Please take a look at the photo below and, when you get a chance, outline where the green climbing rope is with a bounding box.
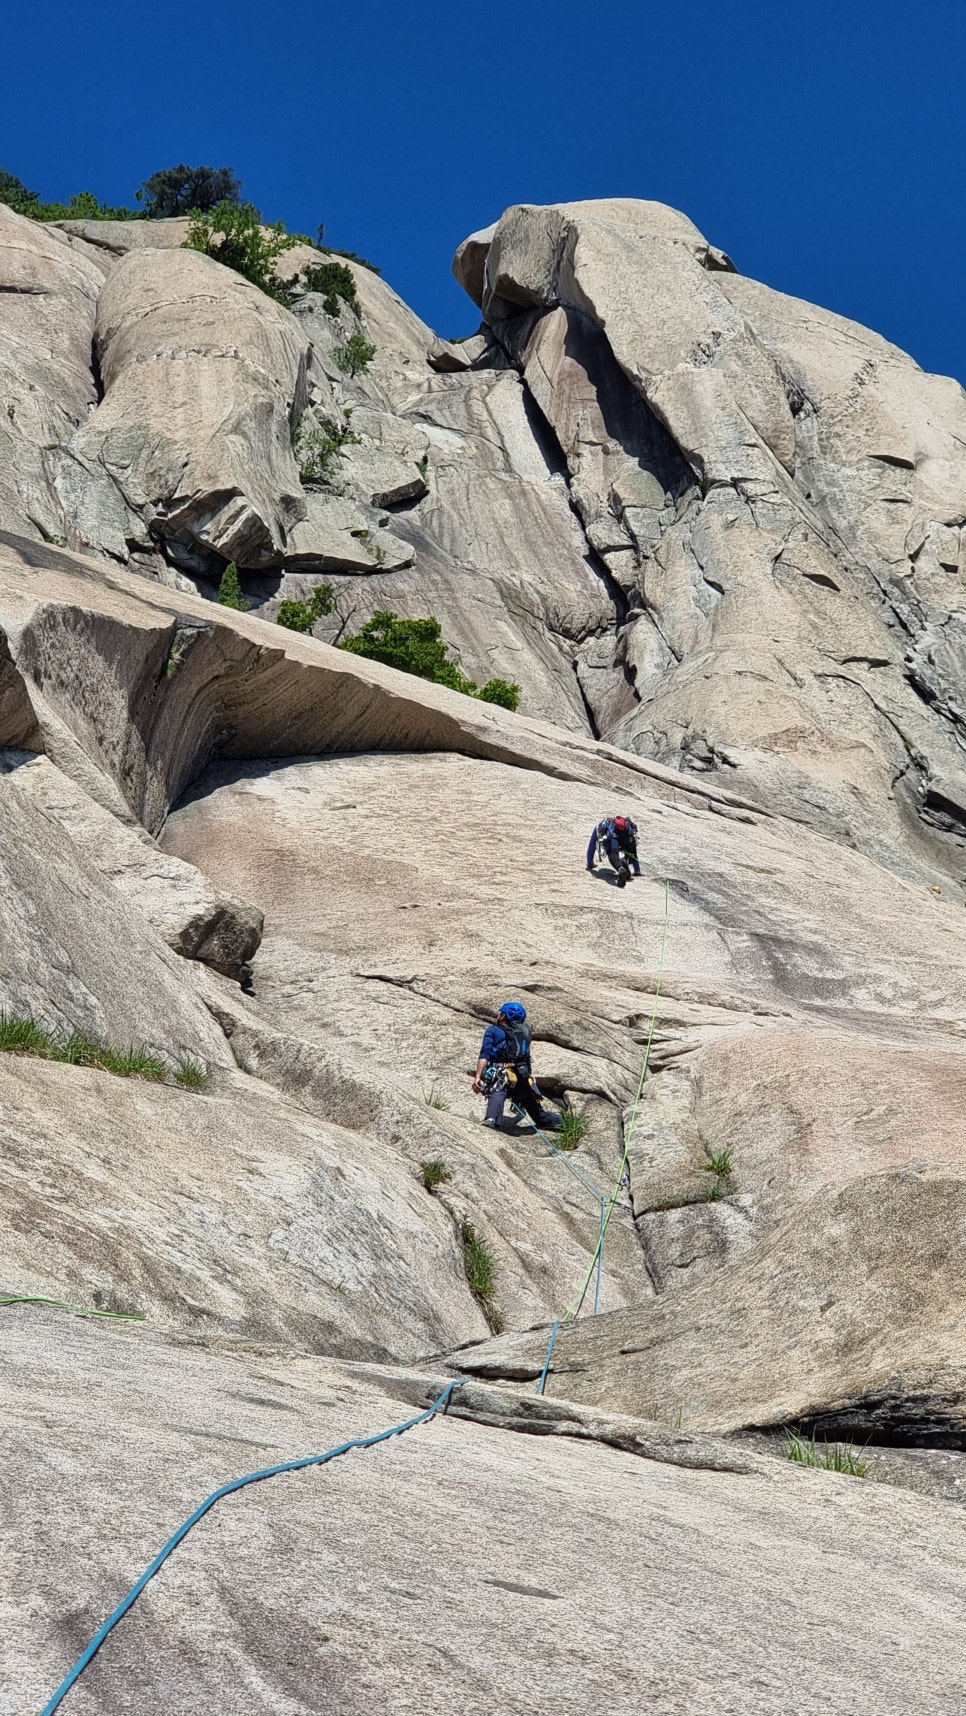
[561,876,671,1321]
[0,1295,145,1321]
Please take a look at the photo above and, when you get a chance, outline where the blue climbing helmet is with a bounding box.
[500,1001,527,1023]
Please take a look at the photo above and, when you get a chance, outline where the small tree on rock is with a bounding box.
[276,583,335,632]
[217,562,250,611]
[138,164,244,218]
[184,203,298,304]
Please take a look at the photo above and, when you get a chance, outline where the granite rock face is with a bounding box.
[463,198,966,874]
[10,1312,966,1716]
[3,199,966,1713]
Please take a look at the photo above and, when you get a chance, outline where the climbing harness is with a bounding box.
[533,878,671,1392]
[38,1378,466,1715]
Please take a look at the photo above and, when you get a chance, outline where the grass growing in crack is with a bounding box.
[785,1430,871,1478]
[172,1057,210,1091]
[557,1105,587,1151]
[699,1146,735,1201]
[419,1157,452,1192]
[460,1220,504,1333]
[424,1083,449,1110]
[0,1011,207,1090]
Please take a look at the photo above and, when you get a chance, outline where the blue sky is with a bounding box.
[4,0,965,378]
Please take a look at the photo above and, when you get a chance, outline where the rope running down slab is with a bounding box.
[38,1378,466,1716]
[535,877,671,1388]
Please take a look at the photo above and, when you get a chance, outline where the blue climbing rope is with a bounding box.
[535,1321,561,1397]
[39,1378,465,1716]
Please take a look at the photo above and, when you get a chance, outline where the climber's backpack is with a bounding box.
[499,1021,532,1074]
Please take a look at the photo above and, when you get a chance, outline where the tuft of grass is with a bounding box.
[419,1157,452,1192]
[424,1083,449,1111]
[460,1220,504,1333]
[785,1430,870,1478]
[699,1146,735,1201]
[0,1010,206,1091]
[557,1105,587,1151]
[0,1014,47,1054]
[172,1056,210,1091]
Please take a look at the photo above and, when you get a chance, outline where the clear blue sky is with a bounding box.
[4,0,965,379]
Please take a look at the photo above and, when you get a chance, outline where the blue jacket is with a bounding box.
[587,818,638,867]
[480,1023,532,1070]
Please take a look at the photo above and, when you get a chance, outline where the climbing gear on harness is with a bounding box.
[39,1379,467,1716]
[481,1063,512,1094]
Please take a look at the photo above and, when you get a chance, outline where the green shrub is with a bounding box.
[478,678,520,711]
[0,181,138,221]
[137,164,243,218]
[301,260,359,316]
[293,415,357,484]
[184,202,298,303]
[340,611,521,711]
[0,168,37,205]
[460,1220,504,1332]
[321,246,381,275]
[420,1157,452,1190]
[333,333,376,377]
[276,583,335,633]
[0,1010,206,1089]
[341,612,476,694]
[218,562,250,611]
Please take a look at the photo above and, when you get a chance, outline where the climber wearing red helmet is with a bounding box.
[586,814,641,885]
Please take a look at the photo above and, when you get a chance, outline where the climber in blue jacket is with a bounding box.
[587,814,641,880]
[473,1002,563,1132]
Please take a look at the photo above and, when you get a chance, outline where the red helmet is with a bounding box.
[614,816,628,832]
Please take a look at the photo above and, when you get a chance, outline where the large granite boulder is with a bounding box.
[51,246,311,571]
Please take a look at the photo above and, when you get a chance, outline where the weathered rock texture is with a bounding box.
[7,1311,966,1716]
[4,198,966,1713]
